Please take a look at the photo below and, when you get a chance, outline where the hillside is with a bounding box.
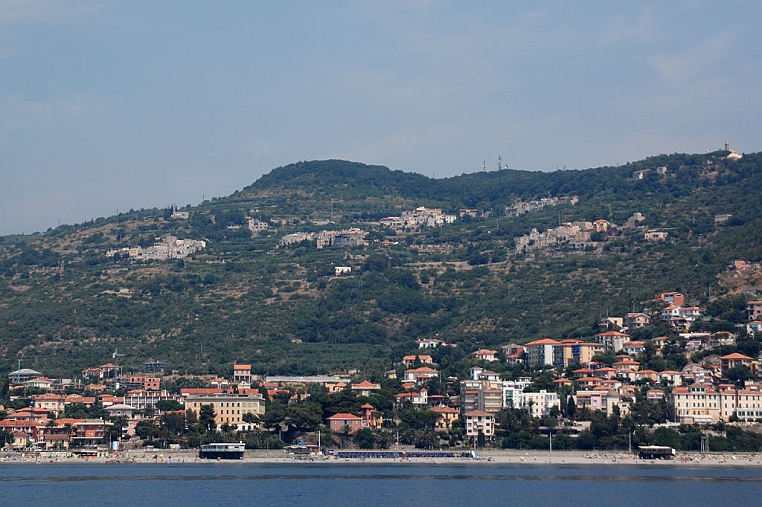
[1,151,761,378]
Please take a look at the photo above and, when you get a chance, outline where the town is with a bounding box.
[2,291,762,458]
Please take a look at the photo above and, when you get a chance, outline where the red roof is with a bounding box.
[721,353,753,360]
[526,338,560,345]
[327,413,362,420]
[464,410,493,417]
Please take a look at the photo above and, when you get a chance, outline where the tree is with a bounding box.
[109,415,129,441]
[726,365,754,386]
[161,411,186,436]
[155,400,183,412]
[199,404,217,432]
[354,428,376,449]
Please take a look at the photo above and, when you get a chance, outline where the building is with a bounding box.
[463,410,495,438]
[430,405,460,430]
[184,393,266,430]
[670,385,721,424]
[403,367,439,384]
[71,419,113,448]
[7,368,43,385]
[553,340,605,367]
[524,339,560,367]
[747,301,762,321]
[720,353,758,378]
[350,380,381,397]
[232,364,253,384]
[656,292,685,307]
[625,313,651,330]
[123,389,177,411]
[472,349,498,362]
[327,413,365,434]
[595,331,631,353]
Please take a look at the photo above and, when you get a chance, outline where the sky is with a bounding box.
[1,1,761,236]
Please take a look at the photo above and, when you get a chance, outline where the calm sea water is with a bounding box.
[1,462,760,507]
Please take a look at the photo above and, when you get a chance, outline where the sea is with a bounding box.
[0,462,760,507]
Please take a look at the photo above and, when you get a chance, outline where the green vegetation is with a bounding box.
[1,152,761,378]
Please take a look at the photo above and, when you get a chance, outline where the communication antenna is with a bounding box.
[483,160,487,172]
[498,156,504,170]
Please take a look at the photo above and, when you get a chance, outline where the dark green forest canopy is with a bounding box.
[1,151,761,378]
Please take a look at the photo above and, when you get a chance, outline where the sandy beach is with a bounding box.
[2,448,761,466]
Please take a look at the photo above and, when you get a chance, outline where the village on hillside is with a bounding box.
[3,291,762,457]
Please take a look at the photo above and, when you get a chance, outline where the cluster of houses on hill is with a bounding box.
[379,206,457,230]
[514,218,612,254]
[105,235,206,261]
[279,228,368,249]
[504,195,578,218]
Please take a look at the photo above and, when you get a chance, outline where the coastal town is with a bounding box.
[2,291,762,461]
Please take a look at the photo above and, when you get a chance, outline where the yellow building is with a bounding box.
[184,393,265,430]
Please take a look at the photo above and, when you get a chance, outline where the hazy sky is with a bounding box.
[2,1,761,236]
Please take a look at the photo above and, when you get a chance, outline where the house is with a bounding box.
[327,413,365,434]
[350,380,381,397]
[612,358,640,372]
[394,389,428,408]
[657,370,683,387]
[747,321,762,335]
[334,266,352,276]
[472,349,498,362]
[595,331,631,353]
[656,292,685,307]
[622,341,646,356]
[501,344,525,364]
[430,404,460,430]
[720,353,758,378]
[359,403,383,429]
[126,375,161,391]
[592,367,618,380]
[747,301,762,321]
[30,393,66,416]
[417,338,452,349]
[403,367,438,384]
[23,377,53,391]
[104,403,137,418]
[402,355,434,367]
[644,231,668,241]
[624,313,651,330]
[463,410,495,438]
[232,364,253,384]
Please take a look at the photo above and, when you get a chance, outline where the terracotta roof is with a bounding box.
[721,353,754,360]
[465,410,494,417]
[526,338,560,345]
[327,413,362,420]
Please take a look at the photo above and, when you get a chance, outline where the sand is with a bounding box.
[3,449,761,466]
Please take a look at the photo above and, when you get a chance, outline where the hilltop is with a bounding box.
[1,150,761,378]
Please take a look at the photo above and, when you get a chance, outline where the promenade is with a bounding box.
[2,448,761,466]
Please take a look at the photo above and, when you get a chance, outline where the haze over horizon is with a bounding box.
[2,1,761,236]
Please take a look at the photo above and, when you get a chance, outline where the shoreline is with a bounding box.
[2,449,761,467]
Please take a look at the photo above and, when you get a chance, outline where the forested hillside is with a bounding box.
[1,151,760,378]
